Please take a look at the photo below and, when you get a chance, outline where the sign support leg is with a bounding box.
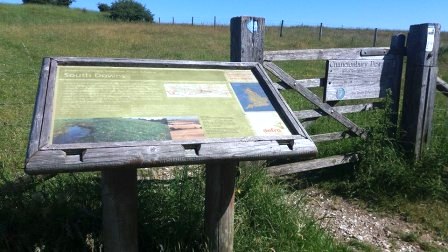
[205,162,238,252]
[102,169,138,252]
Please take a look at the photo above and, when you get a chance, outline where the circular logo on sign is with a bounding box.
[336,88,345,100]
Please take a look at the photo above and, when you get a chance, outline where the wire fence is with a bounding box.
[432,86,448,148]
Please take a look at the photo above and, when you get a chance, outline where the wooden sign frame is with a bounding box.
[25,57,317,174]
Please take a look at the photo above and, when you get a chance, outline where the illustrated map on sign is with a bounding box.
[51,67,292,144]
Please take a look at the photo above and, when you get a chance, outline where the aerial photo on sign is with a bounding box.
[51,66,292,144]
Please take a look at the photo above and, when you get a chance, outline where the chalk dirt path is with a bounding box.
[299,187,447,251]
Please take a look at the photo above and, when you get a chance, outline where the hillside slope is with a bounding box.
[0,3,108,24]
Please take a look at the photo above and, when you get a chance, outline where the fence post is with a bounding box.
[319,23,323,41]
[400,23,441,159]
[230,16,265,63]
[214,16,217,29]
[388,34,406,137]
[102,169,138,252]
[172,17,174,24]
[280,20,284,37]
[192,16,194,26]
[373,28,378,47]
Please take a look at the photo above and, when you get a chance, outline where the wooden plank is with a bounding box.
[324,59,398,101]
[253,64,312,137]
[54,57,260,70]
[436,77,448,96]
[205,162,237,252]
[296,78,325,88]
[38,59,58,149]
[26,58,51,160]
[264,47,390,61]
[102,169,138,252]
[400,23,441,159]
[276,78,324,90]
[263,61,367,138]
[267,154,359,176]
[42,135,311,150]
[26,138,318,174]
[295,103,382,120]
[230,16,265,63]
[311,131,353,143]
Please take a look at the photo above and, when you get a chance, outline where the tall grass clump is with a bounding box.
[234,163,348,251]
[332,96,448,203]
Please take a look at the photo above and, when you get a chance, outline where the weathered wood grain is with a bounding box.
[311,131,353,143]
[26,58,51,160]
[54,57,259,69]
[324,59,397,101]
[26,138,318,174]
[267,154,359,176]
[230,16,265,63]
[400,23,441,159]
[388,34,406,136]
[295,103,382,120]
[276,78,324,90]
[263,61,367,138]
[38,59,58,149]
[253,64,311,138]
[205,162,237,252]
[436,77,448,96]
[264,47,390,61]
[102,169,138,252]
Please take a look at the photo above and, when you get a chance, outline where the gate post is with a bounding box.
[203,16,266,252]
[230,16,265,63]
[400,23,441,159]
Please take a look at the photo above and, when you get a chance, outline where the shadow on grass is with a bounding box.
[0,164,350,251]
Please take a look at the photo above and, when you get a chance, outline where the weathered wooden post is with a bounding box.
[400,23,441,159]
[102,169,138,252]
[230,16,265,63]
[388,34,406,137]
[192,16,194,26]
[204,162,238,251]
[280,20,284,37]
[319,23,323,41]
[214,16,217,29]
[204,16,266,252]
[373,28,378,47]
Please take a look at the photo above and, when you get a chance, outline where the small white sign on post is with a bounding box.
[426,25,435,52]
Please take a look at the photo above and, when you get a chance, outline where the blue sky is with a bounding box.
[1,0,447,30]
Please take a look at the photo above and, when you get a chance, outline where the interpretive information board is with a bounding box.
[25,58,317,174]
[52,66,291,144]
[324,59,397,101]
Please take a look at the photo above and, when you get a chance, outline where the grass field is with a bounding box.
[0,3,447,251]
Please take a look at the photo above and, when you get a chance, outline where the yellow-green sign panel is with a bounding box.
[52,66,292,144]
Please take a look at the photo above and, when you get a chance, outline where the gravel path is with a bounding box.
[300,187,447,251]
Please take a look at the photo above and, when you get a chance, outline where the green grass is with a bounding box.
[0,3,448,250]
[0,3,109,24]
